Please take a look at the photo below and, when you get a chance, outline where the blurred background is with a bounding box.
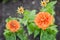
[0,0,60,40]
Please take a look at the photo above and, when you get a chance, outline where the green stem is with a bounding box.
[40,29,43,40]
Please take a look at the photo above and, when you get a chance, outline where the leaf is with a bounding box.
[17,28,28,40]
[27,23,36,35]
[34,29,39,38]
[40,7,47,12]
[24,10,30,20]
[29,10,36,22]
[22,10,30,25]
[4,30,16,40]
[46,8,55,15]
[34,25,40,38]
[40,6,55,15]
[24,10,30,16]
[30,10,37,16]
[40,1,57,15]
[46,1,57,8]
[40,30,56,40]
[40,25,58,40]
[6,17,11,23]
[24,10,36,22]
[47,25,58,35]
[6,17,17,23]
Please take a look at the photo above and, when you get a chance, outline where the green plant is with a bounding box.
[4,17,28,40]
[18,1,58,40]
[4,0,58,40]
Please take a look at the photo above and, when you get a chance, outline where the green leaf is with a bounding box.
[17,28,28,40]
[4,30,16,40]
[29,10,36,22]
[40,6,55,15]
[46,1,57,8]
[22,10,30,25]
[40,7,47,12]
[24,10,30,20]
[34,29,39,38]
[46,8,55,15]
[27,23,36,35]
[47,25,58,35]
[22,10,36,26]
[30,10,36,16]
[24,10,36,22]
[6,17,11,23]
[40,1,57,15]
[34,25,40,38]
[40,30,56,40]
[6,17,17,23]
[40,25,58,40]
[24,10,30,16]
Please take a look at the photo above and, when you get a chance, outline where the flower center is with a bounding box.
[11,23,16,27]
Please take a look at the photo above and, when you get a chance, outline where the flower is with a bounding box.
[17,6,24,14]
[40,1,47,7]
[44,0,49,3]
[34,12,54,30]
[6,20,20,32]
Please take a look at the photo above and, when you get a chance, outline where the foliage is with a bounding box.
[19,1,58,40]
[4,0,58,40]
[4,30,16,40]
[40,1,57,15]
[4,17,28,40]
[40,25,58,40]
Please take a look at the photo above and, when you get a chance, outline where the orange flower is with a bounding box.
[34,12,54,30]
[6,20,20,32]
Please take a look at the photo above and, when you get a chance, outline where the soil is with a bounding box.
[0,0,60,40]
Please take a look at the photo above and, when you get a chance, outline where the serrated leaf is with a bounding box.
[4,30,16,40]
[24,10,30,20]
[46,8,55,15]
[17,28,28,40]
[40,6,55,15]
[46,1,57,8]
[47,25,58,35]
[24,10,30,16]
[6,18,11,23]
[22,10,30,25]
[30,10,36,15]
[34,25,40,38]
[40,7,47,12]
[34,30,39,38]
[40,30,56,40]
[6,17,17,23]
[17,18,28,26]
[46,1,57,15]
[29,10,36,22]
[40,1,57,15]
[27,23,36,35]
[24,10,36,22]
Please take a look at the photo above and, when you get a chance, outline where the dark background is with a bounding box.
[0,0,60,40]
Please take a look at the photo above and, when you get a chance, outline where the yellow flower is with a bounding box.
[44,0,49,3]
[17,6,24,14]
[40,1,47,7]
